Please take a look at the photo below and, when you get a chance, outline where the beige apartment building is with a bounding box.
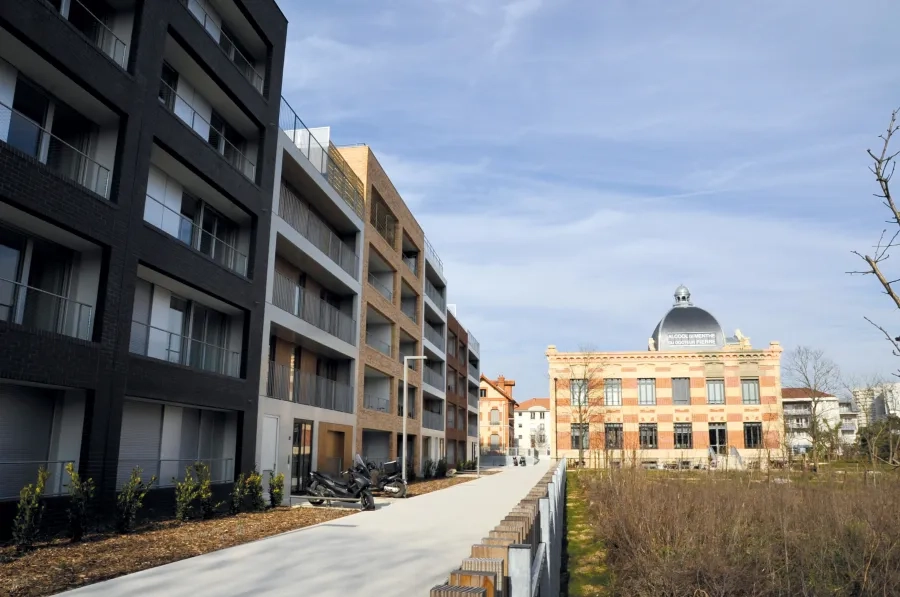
[548,285,785,469]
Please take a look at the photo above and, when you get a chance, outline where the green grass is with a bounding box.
[565,472,611,596]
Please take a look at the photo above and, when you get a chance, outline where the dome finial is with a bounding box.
[674,284,692,307]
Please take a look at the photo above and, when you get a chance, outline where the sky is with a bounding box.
[276,0,900,401]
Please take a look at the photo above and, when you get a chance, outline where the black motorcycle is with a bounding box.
[366,459,408,498]
[307,454,376,510]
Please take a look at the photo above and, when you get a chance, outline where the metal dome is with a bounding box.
[651,286,725,350]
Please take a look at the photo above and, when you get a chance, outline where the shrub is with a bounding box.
[245,469,265,512]
[194,463,221,519]
[230,473,247,515]
[13,467,49,552]
[116,467,156,533]
[65,463,95,542]
[173,467,200,522]
[435,458,448,478]
[268,471,285,508]
[423,459,435,479]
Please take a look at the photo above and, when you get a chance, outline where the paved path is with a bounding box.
[61,461,552,597]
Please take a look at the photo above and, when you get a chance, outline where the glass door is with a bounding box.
[709,423,727,455]
[291,419,314,494]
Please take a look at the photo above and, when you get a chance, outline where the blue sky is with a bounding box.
[277,0,900,401]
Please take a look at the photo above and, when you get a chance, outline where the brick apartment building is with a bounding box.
[548,286,785,468]
[0,0,286,530]
[445,310,468,465]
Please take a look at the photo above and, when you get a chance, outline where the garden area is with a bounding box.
[565,468,900,597]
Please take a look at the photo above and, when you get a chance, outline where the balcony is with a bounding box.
[365,331,392,356]
[0,460,75,500]
[367,272,393,302]
[402,254,418,276]
[469,332,480,356]
[364,393,390,413]
[841,424,857,432]
[0,277,93,340]
[424,322,444,349]
[178,0,264,93]
[159,81,256,181]
[279,184,359,280]
[370,199,396,247]
[424,366,444,389]
[398,396,415,419]
[144,194,248,276]
[784,407,811,416]
[0,100,111,198]
[468,423,478,438]
[400,297,417,323]
[48,0,128,68]
[425,237,443,276]
[468,391,478,409]
[279,98,364,218]
[266,362,354,414]
[129,320,240,377]
[423,409,444,431]
[424,277,446,312]
[272,272,356,345]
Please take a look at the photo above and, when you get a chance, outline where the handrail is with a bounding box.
[424,277,446,311]
[0,460,75,499]
[144,194,248,276]
[468,332,480,355]
[0,99,111,198]
[50,0,128,68]
[367,272,393,302]
[278,97,364,218]
[424,321,444,349]
[266,362,354,413]
[402,254,418,275]
[423,409,444,431]
[177,0,264,92]
[424,237,444,275]
[128,319,241,377]
[424,365,444,389]
[364,393,390,413]
[400,298,417,322]
[365,331,392,356]
[158,80,256,181]
[0,276,93,340]
[272,271,357,345]
[115,458,234,488]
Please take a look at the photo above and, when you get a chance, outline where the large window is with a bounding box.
[604,378,622,406]
[672,378,691,405]
[638,378,656,405]
[489,408,500,424]
[706,379,725,405]
[744,423,763,449]
[605,423,623,449]
[570,378,587,406]
[639,423,658,449]
[709,423,727,454]
[741,379,761,405]
[674,423,693,449]
[571,423,589,449]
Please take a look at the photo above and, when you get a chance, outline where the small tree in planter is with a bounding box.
[230,472,248,515]
[246,469,266,512]
[173,467,200,522]
[268,471,285,508]
[195,463,222,519]
[65,463,95,542]
[13,467,49,552]
[116,467,156,533]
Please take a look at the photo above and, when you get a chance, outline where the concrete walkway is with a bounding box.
[61,461,552,596]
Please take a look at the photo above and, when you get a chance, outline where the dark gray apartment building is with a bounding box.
[0,0,286,531]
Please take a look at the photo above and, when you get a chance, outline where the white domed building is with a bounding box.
[546,286,785,469]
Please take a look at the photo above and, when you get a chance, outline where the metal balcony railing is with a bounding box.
[363,393,390,413]
[278,184,359,279]
[423,410,444,431]
[468,391,478,409]
[0,460,75,499]
[369,200,396,246]
[129,320,241,377]
[159,81,256,181]
[469,332,480,355]
[424,277,446,311]
[365,331,392,356]
[0,276,93,340]
[784,408,812,416]
[266,362,354,414]
[398,398,415,419]
[272,272,357,345]
[178,0,264,93]
[367,272,393,302]
[841,424,857,432]
[278,98,364,218]
[424,366,444,389]
[402,254,418,275]
[400,299,417,323]
[144,194,248,276]
[424,322,444,349]
[425,237,443,276]
[0,100,111,198]
[115,458,234,489]
[49,0,128,68]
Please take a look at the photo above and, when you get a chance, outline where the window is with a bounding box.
[604,378,622,406]
[709,423,727,454]
[490,408,499,424]
[570,379,587,406]
[741,379,760,405]
[638,378,656,405]
[605,423,623,449]
[540,412,545,419]
[518,423,522,428]
[706,379,725,404]
[490,434,500,449]
[159,62,178,109]
[674,423,693,449]
[744,423,763,449]
[530,412,536,419]
[479,388,487,398]
[639,424,658,449]
[672,378,691,405]
[571,423,589,449]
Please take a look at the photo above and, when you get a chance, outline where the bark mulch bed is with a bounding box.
[0,507,352,597]
[406,469,502,497]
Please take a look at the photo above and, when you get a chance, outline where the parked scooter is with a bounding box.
[307,454,376,510]
[366,459,408,498]
[519,456,526,466]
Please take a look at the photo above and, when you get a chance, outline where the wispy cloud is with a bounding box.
[492,0,544,54]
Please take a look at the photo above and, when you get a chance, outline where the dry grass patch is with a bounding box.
[0,507,351,597]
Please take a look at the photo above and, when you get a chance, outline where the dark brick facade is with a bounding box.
[0,0,286,535]
[445,311,469,447]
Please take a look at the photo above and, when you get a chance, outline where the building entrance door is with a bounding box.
[291,419,314,494]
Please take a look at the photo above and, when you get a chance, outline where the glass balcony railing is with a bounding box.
[278,98,364,218]
[424,366,444,389]
[367,272,393,302]
[424,277,446,312]
[398,398,415,419]
[144,194,248,276]
[363,393,390,413]
[0,460,75,500]
[159,81,256,181]
[272,272,356,345]
[402,254,418,276]
[129,320,241,377]
[0,276,93,340]
[424,322,444,349]
[177,0,264,93]
[469,333,480,355]
[365,331,392,356]
[50,0,128,68]
[0,100,111,198]
[425,237,443,276]
[423,410,444,431]
[115,458,234,489]
[266,362,354,414]
[401,299,417,323]
[278,184,359,279]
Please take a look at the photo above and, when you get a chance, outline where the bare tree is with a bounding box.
[563,346,607,467]
[849,108,900,372]
[783,346,841,470]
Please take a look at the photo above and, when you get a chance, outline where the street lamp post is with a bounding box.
[402,355,428,483]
